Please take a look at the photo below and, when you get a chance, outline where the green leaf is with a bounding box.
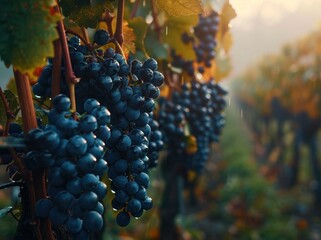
[145,30,168,60]
[0,0,59,72]
[0,206,13,218]
[163,16,198,60]
[128,17,149,57]
[60,0,115,28]
[156,0,203,16]
[4,90,20,116]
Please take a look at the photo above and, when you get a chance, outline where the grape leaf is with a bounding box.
[122,21,136,56]
[156,0,203,16]
[0,206,12,218]
[145,30,168,60]
[221,31,233,54]
[0,88,20,126]
[0,0,59,73]
[4,90,20,116]
[214,52,231,82]
[128,17,149,57]
[219,0,237,39]
[60,0,115,28]
[163,16,198,60]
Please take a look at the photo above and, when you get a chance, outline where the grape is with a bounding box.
[127,198,142,214]
[93,181,108,200]
[65,216,83,234]
[66,135,88,156]
[35,198,53,218]
[66,178,82,196]
[54,191,75,211]
[53,94,71,112]
[77,153,96,173]
[116,211,131,227]
[141,197,153,210]
[83,211,103,232]
[94,29,110,45]
[81,173,99,191]
[49,207,68,226]
[79,192,99,211]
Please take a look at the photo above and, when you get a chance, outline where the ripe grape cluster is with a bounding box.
[32,65,69,98]
[24,95,109,239]
[31,29,164,227]
[157,81,227,173]
[193,11,219,67]
[0,122,23,166]
[70,40,164,225]
[171,11,219,76]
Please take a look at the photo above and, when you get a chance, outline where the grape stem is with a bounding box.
[114,0,125,48]
[101,10,114,38]
[110,38,126,59]
[81,27,90,44]
[51,39,62,101]
[65,28,91,48]
[130,0,140,18]
[13,70,55,240]
[55,4,79,116]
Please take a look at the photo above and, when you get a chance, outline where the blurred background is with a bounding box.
[1,0,321,239]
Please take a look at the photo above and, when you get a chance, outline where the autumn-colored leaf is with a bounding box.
[221,30,233,54]
[215,53,231,82]
[97,19,137,57]
[156,0,203,16]
[164,16,198,60]
[219,0,236,37]
[128,17,149,57]
[123,22,136,56]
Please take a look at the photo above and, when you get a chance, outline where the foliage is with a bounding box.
[0,0,59,72]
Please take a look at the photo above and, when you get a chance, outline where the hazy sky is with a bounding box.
[229,0,321,78]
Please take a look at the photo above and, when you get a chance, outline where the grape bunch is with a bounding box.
[193,11,219,67]
[72,51,164,226]
[31,28,164,227]
[24,95,109,239]
[156,81,227,173]
[171,11,220,76]
[32,65,69,99]
[157,98,187,160]
[31,29,111,99]
[0,122,23,166]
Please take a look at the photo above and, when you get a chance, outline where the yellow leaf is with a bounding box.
[98,19,137,57]
[221,30,233,54]
[218,0,236,39]
[164,16,198,60]
[128,17,149,56]
[123,23,136,56]
[214,53,231,82]
[156,0,204,16]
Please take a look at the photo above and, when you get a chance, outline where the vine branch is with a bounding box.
[114,0,125,49]
[130,0,141,18]
[65,28,90,47]
[51,39,62,101]
[13,70,44,240]
[55,4,79,115]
